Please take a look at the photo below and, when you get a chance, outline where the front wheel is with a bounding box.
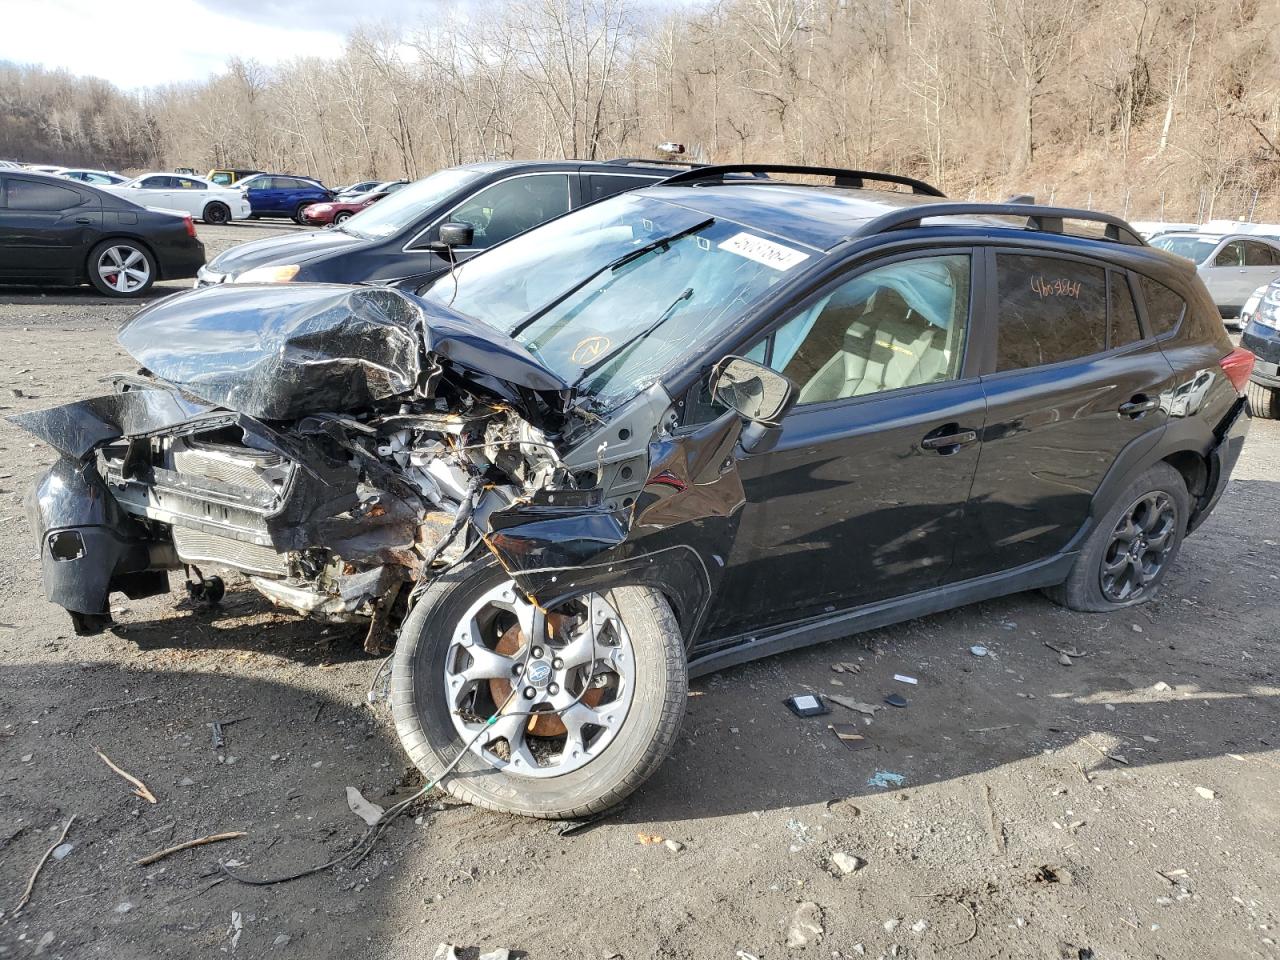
[391,559,687,819]
[1247,380,1279,420]
[292,203,312,225]
[1045,462,1189,612]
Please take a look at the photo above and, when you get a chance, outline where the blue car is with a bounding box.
[237,174,332,224]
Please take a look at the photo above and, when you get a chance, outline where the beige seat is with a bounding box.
[796,289,948,403]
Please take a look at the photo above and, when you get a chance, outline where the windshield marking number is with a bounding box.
[718,232,809,271]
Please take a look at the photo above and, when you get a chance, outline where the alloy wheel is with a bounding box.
[1099,491,1178,602]
[442,581,636,779]
[97,245,150,294]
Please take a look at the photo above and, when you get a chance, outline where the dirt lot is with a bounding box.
[1,222,1277,960]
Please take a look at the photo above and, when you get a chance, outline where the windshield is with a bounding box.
[1151,235,1218,264]
[341,168,483,240]
[421,193,809,410]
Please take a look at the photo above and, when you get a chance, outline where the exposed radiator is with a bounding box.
[172,442,284,496]
[172,526,287,576]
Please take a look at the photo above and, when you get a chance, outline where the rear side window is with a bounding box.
[1137,276,1186,336]
[584,174,658,203]
[995,254,1107,371]
[5,179,84,211]
[1244,241,1277,266]
[1108,272,1142,348]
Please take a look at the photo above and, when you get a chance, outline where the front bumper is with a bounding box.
[195,265,227,287]
[1242,322,1280,387]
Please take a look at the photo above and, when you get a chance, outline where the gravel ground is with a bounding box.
[0,223,1277,960]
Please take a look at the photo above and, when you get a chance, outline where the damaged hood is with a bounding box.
[117,284,569,422]
[206,227,364,278]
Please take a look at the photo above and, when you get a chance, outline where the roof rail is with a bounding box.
[659,163,945,197]
[604,158,702,168]
[856,202,1146,246]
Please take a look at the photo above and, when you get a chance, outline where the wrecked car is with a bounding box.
[14,164,1253,818]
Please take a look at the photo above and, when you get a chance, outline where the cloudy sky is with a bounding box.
[0,0,416,89]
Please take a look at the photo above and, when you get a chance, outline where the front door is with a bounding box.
[955,250,1176,579]
[701,251,986,638]
[0,177,97,280]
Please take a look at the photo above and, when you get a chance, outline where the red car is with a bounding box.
[301,180,407,226]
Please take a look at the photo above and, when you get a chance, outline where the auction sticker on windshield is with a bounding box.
[718,232,810,271]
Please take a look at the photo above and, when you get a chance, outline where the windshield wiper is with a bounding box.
[570,287,694,394]
[509,218,713,340]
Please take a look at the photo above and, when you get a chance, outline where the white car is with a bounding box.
[58,168,128,186]
[107,172,252,224]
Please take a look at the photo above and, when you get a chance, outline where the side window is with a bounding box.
[5,179,84,211]
[1137,275,1186,336]
[1214,241,1245,267]
[1244,241,1275,266]
[1108,271,1143,348]
[995,254,1107,371]
[175,178,205,190]
[754,254,971,405]
[584,174,656,203]
[140,176,171,188]
[447,174,571,249]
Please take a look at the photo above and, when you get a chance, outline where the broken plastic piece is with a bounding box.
[884,693,908,708]
[784,694,829,717]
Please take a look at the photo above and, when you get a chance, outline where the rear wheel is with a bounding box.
[87,240,155,297]
[1246,380,1280,420]
[391,559,687,819]
[1046,462,1189,612]
[202,201,230,225]
[333,211,352,225]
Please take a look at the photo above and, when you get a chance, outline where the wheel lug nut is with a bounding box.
[523,687,536,699]
[513,663,523,675]
[532,646,544,658]
[548,683,559,695]
[552,658,564,669]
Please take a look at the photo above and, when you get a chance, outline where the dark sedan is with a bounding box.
[0,171,205,297]
[195,159,687,287]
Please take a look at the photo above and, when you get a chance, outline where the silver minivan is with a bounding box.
[1151,232,1280,319]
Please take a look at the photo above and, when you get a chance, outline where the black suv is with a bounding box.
[195,158,691,287]
[15,165,1252,819]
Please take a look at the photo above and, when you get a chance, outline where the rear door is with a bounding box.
[955,249,1175,578]
[701,250,986,637]
[0,176,98,279]
[246,177,283,214]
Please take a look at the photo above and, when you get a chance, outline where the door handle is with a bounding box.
[920,428,978,452]
[75,217,92,224]
[1118,396,1158,417]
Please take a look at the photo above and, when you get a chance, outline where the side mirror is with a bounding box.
[433,222,474,251]
[711,356,796,454]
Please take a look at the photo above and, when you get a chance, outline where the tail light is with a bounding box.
[183,215,197,238]
[1219,347,1255,394]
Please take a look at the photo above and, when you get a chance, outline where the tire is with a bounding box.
[391,558,687,819]
[1045,462,1189,612]
[333,211,352,225]
[1247,380,1280,420]
[292,203,311,225]
[87,239,156,298]
[202,201,230,225]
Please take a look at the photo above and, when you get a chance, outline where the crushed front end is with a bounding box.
[12,284,577,641]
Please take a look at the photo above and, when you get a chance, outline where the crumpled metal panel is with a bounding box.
[115,283,569,422]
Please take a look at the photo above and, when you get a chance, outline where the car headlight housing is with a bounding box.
[312,204,331,212]
[233,264,300,284]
